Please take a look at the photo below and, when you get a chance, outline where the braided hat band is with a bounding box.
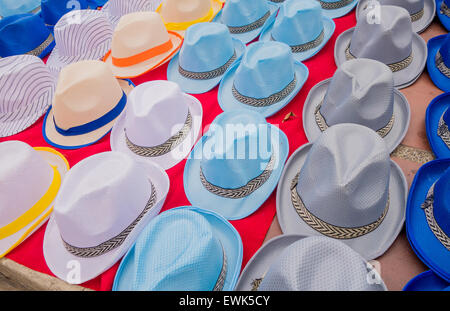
[62,182,157,258]
[227,11,270,34]
[271,30,325,54]
[441,1,450,17]
[318,0,354,10]
[213,245,228,291]
[178,51,237,80]
[436,51,450,78]
[438,112,450,149]
[0,33,55,59]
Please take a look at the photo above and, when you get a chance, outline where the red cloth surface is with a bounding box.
[0,13,356,291]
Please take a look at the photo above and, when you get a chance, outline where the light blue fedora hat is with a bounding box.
[427,34,450,93]
[317,0,358,19]
[213,0,279,44]
[184,110,289,220]
[0,0,41,18]
[426,92,450,159]
[167,22,245,94]
[218,41,309,117]
[437,0,450,31]
[260,0,335,62]
[404,270,450,291]
[406,159,450,283]
[113,206,243,291]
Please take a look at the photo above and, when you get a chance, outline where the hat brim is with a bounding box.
[213,3,279,44]
[427,35,450,93]
[166,38,245,94]
[104,32,183,79]
[356,0,436,34]
[276,142,407,260]
[184,111,290,220]
[218,61,309,117]
[113,206,243,291]
[302,78,411,153]
[437,0,450,31]
[320,0,358,19]
[406,158,450,283]
[404,270,450,291]
[426,92,450,159]
[334,28,427,89]
[43,160,169,284]
[259,16,336,62]
[235,234,305,291]
[0,147,69,258]
[110,92,203,170]
[43,79,134,150]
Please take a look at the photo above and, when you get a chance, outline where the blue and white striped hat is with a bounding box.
[101,0,161,28]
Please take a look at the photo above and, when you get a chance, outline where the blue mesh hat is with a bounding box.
[437,0,450,31]
[427,34,450,93]
[113,206,243,291]
[0,0,41,18]
[404,270,450,291]
[40,0,89,30]
[0,13,55,58]
[426,92,450,159]
[406,159,450,283]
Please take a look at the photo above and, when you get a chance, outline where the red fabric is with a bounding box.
[0,13,356,291]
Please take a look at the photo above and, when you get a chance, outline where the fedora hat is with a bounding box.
[303,58,410,153]
[43,151,169,284]
[356,0,435,34]
[43,60,134,150]
[0,141,69,258]
[427,34,450,93]
[259,0,336,62]
[167,22,245,94]
[277,123,407,260]
[437,0,450,31]
[218,41,309,117]
[113,206,243,291]
[101,0,159,28]
[184,110,289,220]
[335,5,427,89]
[104,11,182,79]
[214,0,278,44]
[156,0,222,36]
[40,0,89,30]
[110,80,203,170]
[0,13,55,58]
[235,235,387,291]
[46,10,113,79]
[406,159,450,283]
[0,55,55,137]
[404,270,450,291]
[426,92,450,159]
[316,0,358,19]
[0,0,41,18]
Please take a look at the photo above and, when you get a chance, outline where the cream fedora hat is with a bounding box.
[0,140,69,258]
[43,151,169,284]
[104,11,183,79]
[111,80,203,170]
[43,60,134,150]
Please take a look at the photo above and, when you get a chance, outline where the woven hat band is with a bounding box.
[441,1,450,17]
[272,30,325,53]
[178,51,236,80]
[228,11,270,34]
[318,0,354,10]
[436,51,450,78]
[0,33,55,59]
[438,112,450,149]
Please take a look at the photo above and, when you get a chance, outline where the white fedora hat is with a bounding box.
[110,80,203,170]
[43,151,169,284]
[0,140,69,258]
[235,235,387,291]
[277,123,407,260]
[102,0,160,28]
[303,58,410,153]
[0,55,55,138]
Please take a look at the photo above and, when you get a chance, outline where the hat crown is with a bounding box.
[41,0,89,26]
[54,152,152,248]
[433,168,450,237]
[53,60,123,130]
[369,0,424,15]
[259,236,385,290]
[200,110,273,189]
[179,22,235,73]
[128,209,224,290]
[124,81,190,147]
[440,34,450,68]
[0,141,53,227]
[160,0,211,23]
[234,41,295,99]
[320,59,394,131]
[297,124,390,227]
[351,5,412,65]
[54,10,113,58]
[222,0,270,27]
[272,0,324,46]
[112,11,169,59]
[0,0,40,17]
[108,0,155,16]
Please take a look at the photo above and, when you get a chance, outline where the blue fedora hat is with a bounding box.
[406,158,450,283]
[404,270,450,291]
[113,206,243,291]
[218,41,309,117]
[167,22,245,94]
[426,92,450,158]
[213,0,279,44]
[40,0,89,30]
[427,34,450,93]
[437,0,450,31]
[259,0,335,62]
[184,110,289,220]
[0,0,41,18]
[317,0,358,19]
[0,13,55,58]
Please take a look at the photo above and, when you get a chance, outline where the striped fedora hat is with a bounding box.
[0,55,55,137]
[102,0,161,28]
